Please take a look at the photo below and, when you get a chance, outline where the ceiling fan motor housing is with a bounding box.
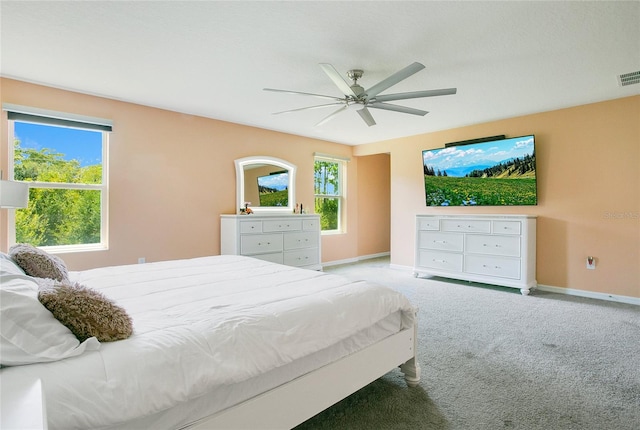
[347,69,365,97]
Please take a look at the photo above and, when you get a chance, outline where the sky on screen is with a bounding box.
[423,136,534,175]
[258,172,288,190]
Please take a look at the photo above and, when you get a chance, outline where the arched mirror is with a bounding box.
[235,156,296,214]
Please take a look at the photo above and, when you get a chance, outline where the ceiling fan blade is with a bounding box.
[273,102,344,115]
[364,62,425,99]
[368,102,429,116]
[264,88,344,101]
[373,88,457,102]
[357,107,376,127]
[315,104,349,127]
[319,63,357,97]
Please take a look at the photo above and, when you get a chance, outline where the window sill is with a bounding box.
[321,230,345,236]
[39,244,108,254]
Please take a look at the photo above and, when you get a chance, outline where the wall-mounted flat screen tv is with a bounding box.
[257,171,289,207]
[422,135,537,206]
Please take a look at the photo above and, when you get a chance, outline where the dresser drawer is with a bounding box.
[417,250,463,272]
[419,231,463,252]
[417,217,440,231]
[284,248,320,267]
[284,231,319,250]
[303,219,320,231]
[241,234,283,254]
[441,219,491,233]
[493,221,521,235]
[466,235,521,257]
[239,221,263,234]
[263,219,303,232]
[222,214,322,271]
[465,255,521,280]
[251,252,284,265]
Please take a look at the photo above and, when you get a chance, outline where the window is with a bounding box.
[7,107,111,251]
[314,156,346,233]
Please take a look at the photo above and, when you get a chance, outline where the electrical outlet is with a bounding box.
[138,257,146,264]
[586,256,596,270]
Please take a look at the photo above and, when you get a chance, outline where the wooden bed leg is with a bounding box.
[400,357,421,387]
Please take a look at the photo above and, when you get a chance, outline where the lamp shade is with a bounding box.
[0,180,29,208]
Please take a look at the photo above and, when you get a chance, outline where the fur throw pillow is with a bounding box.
[9,243,68,281]
[37,279,133,342]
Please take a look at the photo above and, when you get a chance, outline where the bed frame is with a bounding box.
[186,316,420,429]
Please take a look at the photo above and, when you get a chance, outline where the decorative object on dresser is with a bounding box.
[221,214,322,270]
[414,214,536,295]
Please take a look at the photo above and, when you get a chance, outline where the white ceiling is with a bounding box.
[1,1,638,145]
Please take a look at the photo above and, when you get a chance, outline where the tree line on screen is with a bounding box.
[258,187,288,206]
[424,152,536,178]
[13,140,101,246]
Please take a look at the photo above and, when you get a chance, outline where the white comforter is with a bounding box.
[2,255,415,429]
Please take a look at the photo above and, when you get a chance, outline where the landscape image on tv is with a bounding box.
[423,135,537,206]
[257,171,289,206]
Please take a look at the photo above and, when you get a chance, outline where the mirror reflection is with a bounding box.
[244,165,289,207]
[235,156,296,213]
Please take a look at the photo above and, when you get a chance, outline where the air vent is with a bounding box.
[617,71,640,86]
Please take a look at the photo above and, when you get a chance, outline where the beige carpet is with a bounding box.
[294,257,640,430]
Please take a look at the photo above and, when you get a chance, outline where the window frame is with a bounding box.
[6,106,111,253]
[314,155,347,235]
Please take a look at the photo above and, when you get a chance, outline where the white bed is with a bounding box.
[1,254,420,430]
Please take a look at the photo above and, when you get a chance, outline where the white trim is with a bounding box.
[536,284,639,306]
[234,156,296,215]
[329,260,639,305]
[41,243,108,254]
[313,152,351,162]
[322,252,390,268]
[389,263,413,272]
[8,118,109,251]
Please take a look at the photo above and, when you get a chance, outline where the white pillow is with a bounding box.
[0,252,24,275]
[1,259,100,366]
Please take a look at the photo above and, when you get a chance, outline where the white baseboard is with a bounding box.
[536,284,639,306]
[389,263,413,272]
[326,259,639,306]
[322,252,390,268]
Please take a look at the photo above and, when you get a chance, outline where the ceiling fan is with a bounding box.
[264,62,457,127]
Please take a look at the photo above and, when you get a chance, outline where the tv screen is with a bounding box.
[257,171,289,206]
[422,135,537,206]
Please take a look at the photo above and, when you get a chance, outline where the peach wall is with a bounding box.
[0,78,356,269]
[355,96,640,298]
[2,78,637,299]
[356,153,390,256]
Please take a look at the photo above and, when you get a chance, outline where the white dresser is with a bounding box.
[414,214,536,295]
[221,214,322,270]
